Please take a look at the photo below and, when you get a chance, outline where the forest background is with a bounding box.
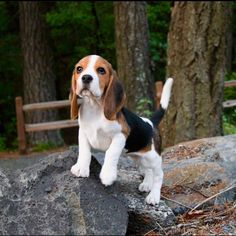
[0,1,235,151]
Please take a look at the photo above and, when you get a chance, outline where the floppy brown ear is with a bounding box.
[70,71,79,119]
[103,70,126,120]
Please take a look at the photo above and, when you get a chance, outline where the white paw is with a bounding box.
[139,182,152,192]
[145,191,160,205]
[100,167,117,186]
[70,163,90,178]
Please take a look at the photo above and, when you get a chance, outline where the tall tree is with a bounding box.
[162,2,232,147]
[114,1,155,115]
[19,1,64,146]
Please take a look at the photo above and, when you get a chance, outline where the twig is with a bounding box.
[155,221,167,236]
[144,227,158,236]
[182,228,196,236]
[189,184,236,213]
[164,216,220,232]
[161,195,193,210]
[164,221,199,230]
[144,221,167,236]
[214,202,236,217]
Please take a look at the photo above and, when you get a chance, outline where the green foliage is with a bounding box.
[32,142,59,152]
[223,72,236,134]
[0,136,6,151]
[136,98,153,118]
[224,72,236,100]
[147,2,171,82]
[45,1,115,98]
[223,113,236,135]
[0,2,22,150]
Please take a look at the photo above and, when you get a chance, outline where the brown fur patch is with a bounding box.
[73,56,90,94]
[70,56,90,119]
[117,112,130,138]
[138,143,152,153]
[103,70,125,121]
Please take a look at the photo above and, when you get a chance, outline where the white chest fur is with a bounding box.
[78,97,122,151]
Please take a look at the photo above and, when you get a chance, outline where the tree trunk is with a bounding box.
[19,1,64,146]
[114,1,155,115]
[162,2,232,147]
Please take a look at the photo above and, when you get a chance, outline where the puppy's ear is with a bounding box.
[103,70,126,120]
[70,70,79,119]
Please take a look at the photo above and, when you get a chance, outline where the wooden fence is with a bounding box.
[15,97,78,154]
[15,80,236,154]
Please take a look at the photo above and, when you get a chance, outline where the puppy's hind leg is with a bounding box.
[138,167,153,192]
[140,148,163,205]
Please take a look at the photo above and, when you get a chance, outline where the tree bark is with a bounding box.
[19,1,64,146]
[162,2,232,147]
[114,1,155,115]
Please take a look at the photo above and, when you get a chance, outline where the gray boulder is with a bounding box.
[0,147,175,235]
[0,149,128,235]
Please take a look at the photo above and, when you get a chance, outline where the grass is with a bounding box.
[223,121,236,135]
[31,142,59,152]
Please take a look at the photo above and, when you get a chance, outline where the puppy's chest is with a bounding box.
[79,107,121,151]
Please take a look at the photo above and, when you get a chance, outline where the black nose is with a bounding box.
[82,74,93,84]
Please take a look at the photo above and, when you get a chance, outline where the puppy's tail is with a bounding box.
[150,78,173,127]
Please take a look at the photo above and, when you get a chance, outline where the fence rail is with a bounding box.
[15,97,78,154]
[23,100,71,111]
[224,80,236,87]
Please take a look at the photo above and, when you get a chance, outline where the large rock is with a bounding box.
[162,134,236,212]
[0,149,128,235]
[1,135,235,234]
[0,147,175,235]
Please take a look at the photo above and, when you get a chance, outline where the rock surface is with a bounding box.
[0,147,174,235]
[0,148,128,235]
[162,134,236,211]
[1,134,235,235]
[96,135,236,216]
[94,152,176,234]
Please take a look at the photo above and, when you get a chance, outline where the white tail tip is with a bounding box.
[160,78,173,109]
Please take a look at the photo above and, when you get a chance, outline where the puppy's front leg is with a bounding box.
[100,133,126,186]
[71,129,91,178]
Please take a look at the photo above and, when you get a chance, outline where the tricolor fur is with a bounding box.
[70,55,173,205]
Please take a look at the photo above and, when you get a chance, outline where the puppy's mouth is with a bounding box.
[78,87,101,99]
[78,88,95,98]
[81,88,91,96]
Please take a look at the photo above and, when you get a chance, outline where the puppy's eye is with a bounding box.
[76,66,83,74]
[97,67,106,75]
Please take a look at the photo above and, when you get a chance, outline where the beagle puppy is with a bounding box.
[70,55,173,205]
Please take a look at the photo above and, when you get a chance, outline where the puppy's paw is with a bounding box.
[71,163,90,178]
[139,182,152,192]
[145,191,160,205]
[100,167,117,186]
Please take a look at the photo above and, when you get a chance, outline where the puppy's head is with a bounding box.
[70,55,125,120]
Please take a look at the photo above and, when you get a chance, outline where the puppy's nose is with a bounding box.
[82,74,93,84]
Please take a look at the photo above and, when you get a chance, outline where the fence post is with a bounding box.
[155,81,163,109]
[15,96,27,154]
